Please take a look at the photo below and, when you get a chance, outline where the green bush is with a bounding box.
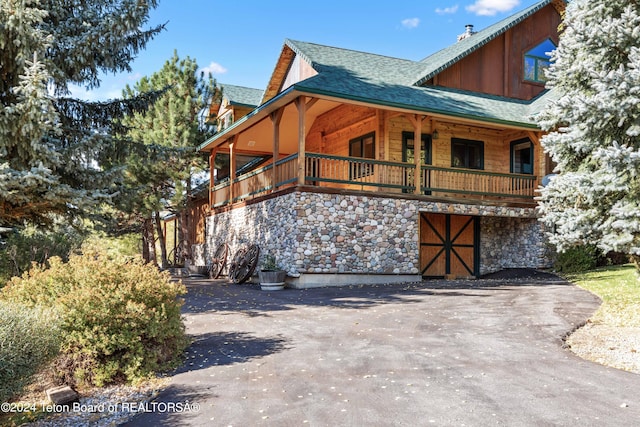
[0,224,85,286]
[554,244,600,273]
[80,233,141,262]
[0,302,62,402]
[1,251,187,387]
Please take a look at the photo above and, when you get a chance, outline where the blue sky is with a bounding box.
[72,0,542,101]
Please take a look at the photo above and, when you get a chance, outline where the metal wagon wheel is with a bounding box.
[209,242,229,279]
[228,244,260,284]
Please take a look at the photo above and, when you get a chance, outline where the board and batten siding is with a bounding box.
[426,4,561,101]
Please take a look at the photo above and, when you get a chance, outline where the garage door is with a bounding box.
[420,213,479,278]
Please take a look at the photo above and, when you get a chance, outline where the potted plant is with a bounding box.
[258,254,287,291]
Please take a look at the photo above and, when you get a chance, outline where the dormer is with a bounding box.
[207,84,264,132]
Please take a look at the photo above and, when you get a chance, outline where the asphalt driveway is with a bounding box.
[125,275,640,426]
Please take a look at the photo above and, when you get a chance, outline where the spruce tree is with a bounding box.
[537,0,640,269]
[0,0,163,227]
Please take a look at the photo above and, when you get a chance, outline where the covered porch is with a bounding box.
[210,151,538,208]
[202,93,548,210]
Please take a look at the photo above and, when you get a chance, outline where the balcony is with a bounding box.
[211,152,537,208]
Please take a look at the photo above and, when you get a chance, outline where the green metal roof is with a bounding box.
[284,39,424,86]
[292,72,546,128]
[278,1,558,128]
[200,1,560,150]
[219,84,264,108]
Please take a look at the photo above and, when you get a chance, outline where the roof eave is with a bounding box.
[199,82,542,153]
[198,86,299,152]
[293,84,540,130]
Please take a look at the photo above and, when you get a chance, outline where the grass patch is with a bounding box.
[564,264,640,327]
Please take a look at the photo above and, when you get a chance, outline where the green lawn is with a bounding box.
[564,264,640,328]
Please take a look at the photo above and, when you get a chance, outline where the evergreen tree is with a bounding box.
[119,52,219,266]
[0,0,163,227]
[537,0,640,269]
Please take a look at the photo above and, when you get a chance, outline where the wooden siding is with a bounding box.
[189,197,208,244]
[281,54,318,94]
[306,104,377,191]
[427,4,561,100]
[263,45,296,102]
[307,104,377,156]
[305,106,543,191]
[387,117,544,176]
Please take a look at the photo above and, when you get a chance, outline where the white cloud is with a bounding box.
[67,83,122,102]
[401,18,420,29]
[435,5,459,15]
[466,0,520,16]
[200,61,228,75]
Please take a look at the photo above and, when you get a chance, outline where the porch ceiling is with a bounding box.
[217,98,340,155]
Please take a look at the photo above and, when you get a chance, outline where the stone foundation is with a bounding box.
[479,216,552,275]
[202,190,552,286]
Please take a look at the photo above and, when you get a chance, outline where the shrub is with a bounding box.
[554,244,600,273]
[80,233,141,262]
[0,302,62,402]
[1,251,187,387]
[0,224,86,286]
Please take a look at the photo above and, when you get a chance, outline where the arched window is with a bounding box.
[524,38,556,83]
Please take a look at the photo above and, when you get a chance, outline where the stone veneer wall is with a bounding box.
[201,190,552,277]
[479,216,552,275]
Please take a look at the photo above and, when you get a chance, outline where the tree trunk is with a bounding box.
[631,254,640,273]
[179,209,191,262]
[141,222,149,263]
[142,217,157,266]
[178,177,193,260]
[154,211,169,269]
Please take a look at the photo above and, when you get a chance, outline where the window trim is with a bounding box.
[401,131,432,164]
[348,132,375,179]
[451,138,484,170]
[510,138,534,175]
[523,38,556,83]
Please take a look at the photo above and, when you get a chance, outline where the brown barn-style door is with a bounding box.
[420,213,480,278]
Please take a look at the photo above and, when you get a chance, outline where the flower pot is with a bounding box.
[259,270,286,291]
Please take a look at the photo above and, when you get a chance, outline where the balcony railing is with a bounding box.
[211,152,537,207]
[423,165,536,199]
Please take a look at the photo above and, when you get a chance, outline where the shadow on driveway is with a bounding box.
[125,272,640,426]
[175,331,289,373]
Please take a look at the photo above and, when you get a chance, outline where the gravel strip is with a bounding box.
[28,381,168,427]
[565,323,640,374]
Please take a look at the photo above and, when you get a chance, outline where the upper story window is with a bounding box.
[524,38,556,83]
[451,138,483,170]
[217,111,234,131]
[402,131,432,165]
[349,132,375,178]
[510,138,533,174]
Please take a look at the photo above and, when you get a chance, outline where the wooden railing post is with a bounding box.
[229,135,238,204]
[208,147,217,208]
[271,108,284,192]
[406,114,427,194]
[296,97,306,186]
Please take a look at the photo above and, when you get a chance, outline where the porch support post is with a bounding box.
[526,131,541,145]
[229,135,238,204]
[527,130,547,177]
[407,114,427,195]
[270,108,284,192]
[295,97,307,186]
[208,147,218,207]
